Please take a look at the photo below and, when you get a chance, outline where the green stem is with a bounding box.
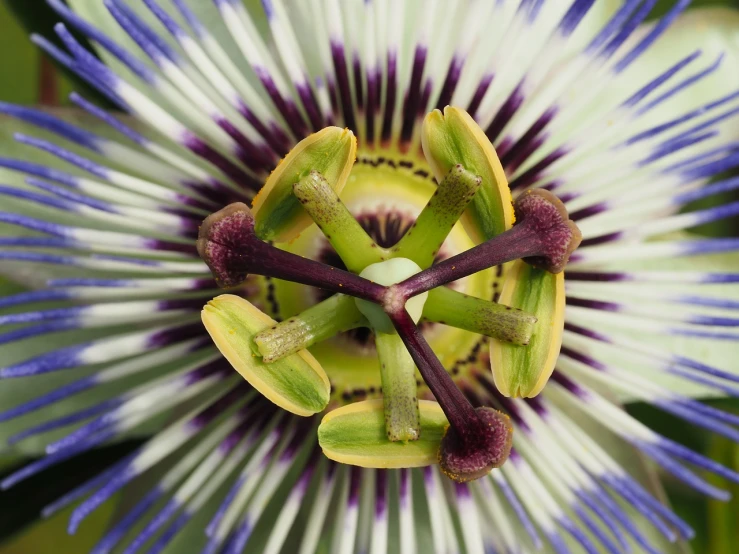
[374,331,421,442]
[392,164,481,268]
[423,287,537,345]
[254,294,366,362]
[293,170,387,272]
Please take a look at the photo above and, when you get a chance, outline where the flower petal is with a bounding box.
[566,235,739,402]
[619,7,739,133]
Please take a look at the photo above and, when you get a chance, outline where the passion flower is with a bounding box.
[0,1,737,553]
[197,116,538,469]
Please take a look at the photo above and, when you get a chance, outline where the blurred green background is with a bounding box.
[0,0,737,552]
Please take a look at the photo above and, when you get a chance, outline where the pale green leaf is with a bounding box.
[0,493,118,553]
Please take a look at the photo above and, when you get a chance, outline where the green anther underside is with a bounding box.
[318,400,449,467]
[202,295,330,416]
[253,127,356,243]
[498,267,557,391]
[422,108,514,243]
[490,262,564,398]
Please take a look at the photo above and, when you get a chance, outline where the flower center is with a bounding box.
[197,109,580,481]
[357,257,429,331]
[271,152,498,405]
[315,208,449,346]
